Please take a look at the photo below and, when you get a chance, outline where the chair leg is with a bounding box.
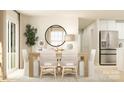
[62,67,64,79]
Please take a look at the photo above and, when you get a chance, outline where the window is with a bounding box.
[51,31,64,45]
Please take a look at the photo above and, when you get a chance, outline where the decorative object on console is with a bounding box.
[24,24,39,52]
[65,34,75,50]
[66,44,73,50]
[38,40,44,51]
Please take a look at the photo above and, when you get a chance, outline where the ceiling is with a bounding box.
[18,10,124,29]
[18,10,124,19]
[79,18,94,30]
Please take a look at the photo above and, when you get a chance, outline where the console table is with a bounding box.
[29,52,40,77]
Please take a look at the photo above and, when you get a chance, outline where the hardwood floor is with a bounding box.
[1,66,124,82]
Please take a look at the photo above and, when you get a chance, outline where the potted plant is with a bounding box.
[24,24,39,52]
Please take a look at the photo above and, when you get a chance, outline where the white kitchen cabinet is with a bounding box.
[116,22,124,39]
[99,20,116,31]
[99,20,108,30]
[117,48,124,71]
[108,20,117,30]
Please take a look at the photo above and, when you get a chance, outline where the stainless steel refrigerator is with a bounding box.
[99,31,118,65]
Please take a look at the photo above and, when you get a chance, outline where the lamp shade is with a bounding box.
[64,34,75,41]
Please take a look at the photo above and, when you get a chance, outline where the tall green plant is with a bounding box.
[24,24,39,47]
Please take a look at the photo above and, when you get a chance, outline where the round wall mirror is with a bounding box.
[45,25,67,47]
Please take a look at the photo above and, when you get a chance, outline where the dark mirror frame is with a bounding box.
[45,25,67,47]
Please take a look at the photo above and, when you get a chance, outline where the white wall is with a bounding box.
[0,11,4,79]
[0,11,4,42]
[80,21,98,64]
[0,11,9,79]
[81,22,97,52]
[29,16,78,51]
[20,14,30,68]
[20,14,78,68]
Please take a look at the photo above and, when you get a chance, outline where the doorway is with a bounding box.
[6,11,19,76]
